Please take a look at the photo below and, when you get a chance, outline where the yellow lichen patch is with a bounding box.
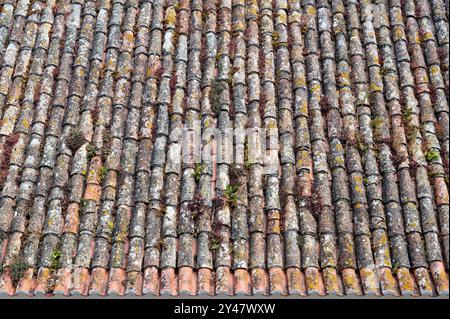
[360,268,379,293]
[306,6,316,16]
[187,112,196,122]
[248,6,258,17]
[77,67,86,78]
[267,121,277,130]
[322,269,339,293]
[371,116,385,129]
[37,268,51,283]
[405,202,416,209]
[346,240,354,254]
[75,56,84,66]
[10,86,22,102]
[354,184,364,195]
[373,55,379,65]
[113,250,123,265]
[421,75,429,83]
[289,11,301,24]
[88,168,96,178]
[303,130,309,141]
[107,221,114,232]
[384,247,391,263]
[165,7,177,25]
[354,175,363,184]
[393,27,404,40]
[378,231,388,246]
[123,32,134,44]
[342,269,359,292]
[204,118,211,128]
[335,155,345,166]
[396,269,414,292]
[430,65,440,76]
[415,34,421,44]
[310,82,321,93]
[84,23,94,33]
[146,67,153,78]
[22,118,30,129]
[272,223,281,234]
[305,272,318,290]
[296,101,307,115]
[342,271,357,289]
[276,12,287,25]
[107,57,115,68]
[297,150,311,169]
[296,158,303,169]
[422,32,434,41]
[115,229,127,243]
[381,268,397,288]
[339,71,350,84]
[369,82,382,92]
[295,76,306,88]
[233,21,245,32]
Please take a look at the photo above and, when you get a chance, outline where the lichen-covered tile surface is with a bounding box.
[0,0,448,297]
